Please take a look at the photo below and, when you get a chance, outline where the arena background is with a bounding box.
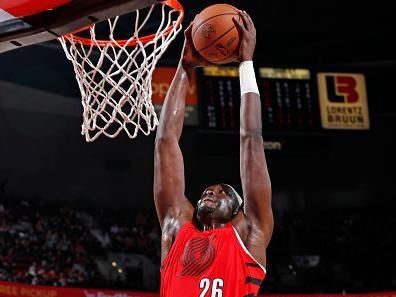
[0,0,395,296]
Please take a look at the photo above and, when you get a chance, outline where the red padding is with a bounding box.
[0,0,71,18]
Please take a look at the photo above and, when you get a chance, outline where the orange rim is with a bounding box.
[63,0,184,47]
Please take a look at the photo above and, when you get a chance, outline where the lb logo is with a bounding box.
[325,75,359,103]
[317,73,370,130]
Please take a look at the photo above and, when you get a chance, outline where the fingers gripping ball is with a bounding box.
[192,4,241,64]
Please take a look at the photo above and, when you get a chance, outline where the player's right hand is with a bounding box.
[181,22,215,72]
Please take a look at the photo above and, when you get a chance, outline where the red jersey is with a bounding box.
[160,221,266,297]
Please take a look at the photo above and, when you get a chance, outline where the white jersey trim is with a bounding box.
[232,226,267,274]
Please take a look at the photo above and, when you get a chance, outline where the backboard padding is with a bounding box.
[0,0,159,54]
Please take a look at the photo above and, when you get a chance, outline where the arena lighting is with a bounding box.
[118,269,123,274]
[112,262,117,267]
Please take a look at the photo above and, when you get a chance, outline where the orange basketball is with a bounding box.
[192,4,241,65]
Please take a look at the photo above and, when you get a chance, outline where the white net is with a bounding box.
[59,2,183,142]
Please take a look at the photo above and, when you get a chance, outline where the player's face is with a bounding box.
[196,184,234,224]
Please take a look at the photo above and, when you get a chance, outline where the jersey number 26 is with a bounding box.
[199,278,224,297]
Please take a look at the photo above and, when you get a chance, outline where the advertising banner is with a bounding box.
[1,281,395,297]
[317,72,370,130]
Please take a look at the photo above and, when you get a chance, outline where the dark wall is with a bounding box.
[0,39,395,213]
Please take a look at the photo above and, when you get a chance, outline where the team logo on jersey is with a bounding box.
[317,73,370,129]
[180,235,216,276]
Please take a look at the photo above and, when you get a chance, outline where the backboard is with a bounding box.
[0,0,184,142]
[0,0,159,54]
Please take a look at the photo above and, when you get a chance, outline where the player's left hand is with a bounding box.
[232,10,256,62]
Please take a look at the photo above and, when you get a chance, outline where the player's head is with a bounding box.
[196,183,243,225]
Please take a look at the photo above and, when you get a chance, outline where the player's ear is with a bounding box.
[232,206,240,216]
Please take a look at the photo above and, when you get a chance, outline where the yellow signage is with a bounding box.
[259,68,311,80]
[203,66,239,77]
[317,73,370,130]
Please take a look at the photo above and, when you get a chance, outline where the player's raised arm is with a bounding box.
[233,11,274,247]
[154,24,212,229]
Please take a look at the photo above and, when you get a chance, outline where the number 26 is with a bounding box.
[199,278,223,297]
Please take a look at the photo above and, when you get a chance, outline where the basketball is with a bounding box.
[192,4,241,64]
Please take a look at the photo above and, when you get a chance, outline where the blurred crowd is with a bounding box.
[262,207,396,293]
[0,201,103,286]
[94,210,161,263]
[0,200,161,288]
[1,200,395,293]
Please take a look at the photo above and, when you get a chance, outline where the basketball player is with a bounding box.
[154,10,273,297]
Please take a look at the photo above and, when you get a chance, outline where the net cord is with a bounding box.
[59,3,183,141]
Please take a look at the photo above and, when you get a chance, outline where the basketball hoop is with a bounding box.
[59,0,184,142]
